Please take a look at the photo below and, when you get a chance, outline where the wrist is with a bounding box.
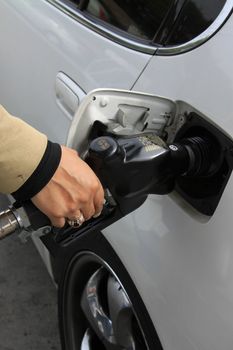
[12,141,62,202]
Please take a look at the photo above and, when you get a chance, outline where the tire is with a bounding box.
[56,231,163,350]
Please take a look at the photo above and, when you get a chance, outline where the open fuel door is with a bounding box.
[66,89,176,155]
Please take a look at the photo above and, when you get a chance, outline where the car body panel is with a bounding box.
[100,11,233,350]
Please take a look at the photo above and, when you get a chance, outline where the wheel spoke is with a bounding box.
[75,255,148,349]
[81,329,92,350]
[81,267,115,344]
[107,275,136,350]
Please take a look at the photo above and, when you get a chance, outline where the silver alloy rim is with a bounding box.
[68,253,149,349]
[81,267,138,349]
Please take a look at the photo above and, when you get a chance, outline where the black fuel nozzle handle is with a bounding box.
[85,135,173,215]
[86,134,215,213]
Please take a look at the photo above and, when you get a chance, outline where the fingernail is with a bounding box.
[93,212,101,218]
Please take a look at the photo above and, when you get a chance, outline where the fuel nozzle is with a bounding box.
[86,133,216,214]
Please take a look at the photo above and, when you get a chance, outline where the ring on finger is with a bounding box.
[66,212,85,228]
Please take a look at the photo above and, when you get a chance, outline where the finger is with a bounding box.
[94,187,105,216]
[81,203,95,221]
[50,216,66,228]
[66,209,83,221]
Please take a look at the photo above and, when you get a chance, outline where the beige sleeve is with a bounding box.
[0,105,47,193]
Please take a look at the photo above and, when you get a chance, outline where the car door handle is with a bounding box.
[55,72,85,120]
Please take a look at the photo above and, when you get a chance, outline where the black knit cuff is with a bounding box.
[12,141,62,201]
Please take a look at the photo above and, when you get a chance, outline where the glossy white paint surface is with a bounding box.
[102,12,233,350]
[0,0,150,143]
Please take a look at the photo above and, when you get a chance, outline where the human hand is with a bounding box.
[31,145,104,227]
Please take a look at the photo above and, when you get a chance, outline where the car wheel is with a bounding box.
[57,233,163,350]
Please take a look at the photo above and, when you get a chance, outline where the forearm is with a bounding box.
[0,105,61,197]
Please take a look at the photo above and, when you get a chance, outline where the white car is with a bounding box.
[1,1,233,349]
